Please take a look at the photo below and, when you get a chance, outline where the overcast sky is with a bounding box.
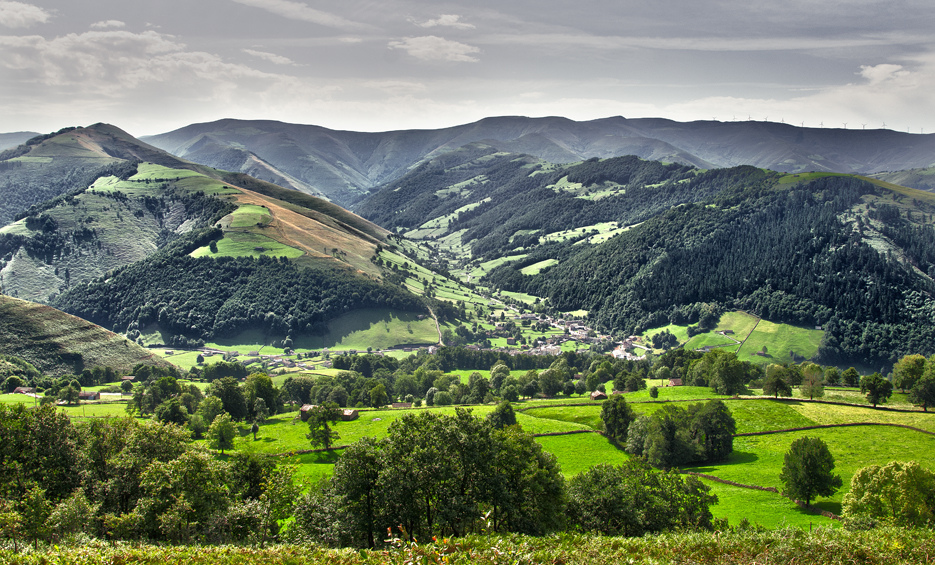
[1,0,934,137]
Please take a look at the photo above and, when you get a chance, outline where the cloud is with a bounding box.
[243,48,296,66]
[414,14,474,30]
[388,36,480,63]
[90,20,126,30]
[229,0,368,30]
[0,1,50,28]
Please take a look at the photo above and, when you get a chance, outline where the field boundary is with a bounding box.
[681,471,841,520]
[735,421,935,437]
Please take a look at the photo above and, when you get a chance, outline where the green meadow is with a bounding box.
[8,372,935,529]
[639,310,823,365]
[190,231,305,259]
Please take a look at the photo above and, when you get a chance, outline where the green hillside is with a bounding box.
[0,125,478,349]
[0,294,174,375]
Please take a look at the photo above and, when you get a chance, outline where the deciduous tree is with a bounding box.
[779,436,842,506]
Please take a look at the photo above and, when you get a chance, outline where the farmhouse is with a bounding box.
[79,391,101,401]
[668,378,683,387]
[13,386,36,394]
[590,390,608,401]
[341,409,359,421]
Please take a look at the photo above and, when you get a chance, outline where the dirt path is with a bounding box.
[426,305,443,345]
[734,315,761,357]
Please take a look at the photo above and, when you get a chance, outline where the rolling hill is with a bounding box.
[355,146,935,368]
[142,116,935,207]
[0,125,437,348]
[0,294,174,376]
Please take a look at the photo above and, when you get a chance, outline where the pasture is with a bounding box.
[8,374,935,529]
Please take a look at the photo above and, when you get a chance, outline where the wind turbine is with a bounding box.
[861,124,867,130]
[843,123,848,129]
[882,122,886,129]
[800,121,805,127]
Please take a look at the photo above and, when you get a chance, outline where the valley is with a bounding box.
[3,118,935,559]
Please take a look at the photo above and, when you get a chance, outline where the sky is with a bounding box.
[1,0,934,137]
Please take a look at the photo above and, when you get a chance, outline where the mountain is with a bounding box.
[871,167,935,192]
[0,131,39,151]
[143,116,935,207]
[0,124,433,348]
[356,146,935,367]
[0,294,175,376]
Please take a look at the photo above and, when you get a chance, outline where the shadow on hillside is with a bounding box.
[688,450,758,474]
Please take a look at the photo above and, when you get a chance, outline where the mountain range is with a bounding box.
[142,116,935,207]
[3,116,935,368]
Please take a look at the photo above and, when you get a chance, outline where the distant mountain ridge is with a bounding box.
[142,116,935,206]
[0,132,39,151]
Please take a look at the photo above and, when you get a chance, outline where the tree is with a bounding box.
[487,401,517,429]
[58,384,80,405]
[860,373,893,407]
[537,369,562,397]
[2,375,24,393]
[207,413,236,455]
[254,397,269,423]
[209,377,248,421]
[251,422,260,440]
[306,402,341,450]
[331,437,382,548]
[704,350,748,395]
[566,461,716,536]
[823,367,840,386]
[154,398,189,425]
[892,354,926,392]
[800,363,825,400]
[19,485,51,549]
[762,365,792,398]
[196,395,224,425]
[369,383,388,408]
[601,394,636,443]
[843,461,935,527]
[688,400,735,462]
[649,386,659,399]
[244,372,280,418]
[910,373,935,412]
[779,436,842,506]
[842,367,861,387]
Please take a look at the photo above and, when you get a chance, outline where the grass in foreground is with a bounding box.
[6,527,935,564]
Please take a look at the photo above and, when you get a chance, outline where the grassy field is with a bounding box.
[639,311,823,365]
[690,426,935,515]
[314,308,440,350]
[736,319,824,365]
[190,231,305,259]
[520,259,559,275]
[538,433,629,476]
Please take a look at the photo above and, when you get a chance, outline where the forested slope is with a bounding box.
[485,172,935,366]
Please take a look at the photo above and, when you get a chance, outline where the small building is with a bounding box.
[78,391,101,401]
[506,337,517,346]
[299,404,316,422]
[391,402,412,409]
[13,387,36,394]
[341,409,359,421]
[668,378,683,387]
[121,375,136,382]
[590,390,608,401]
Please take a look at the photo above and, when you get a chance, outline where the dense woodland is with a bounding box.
[484,172,935,366]
[52,228,425,347]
